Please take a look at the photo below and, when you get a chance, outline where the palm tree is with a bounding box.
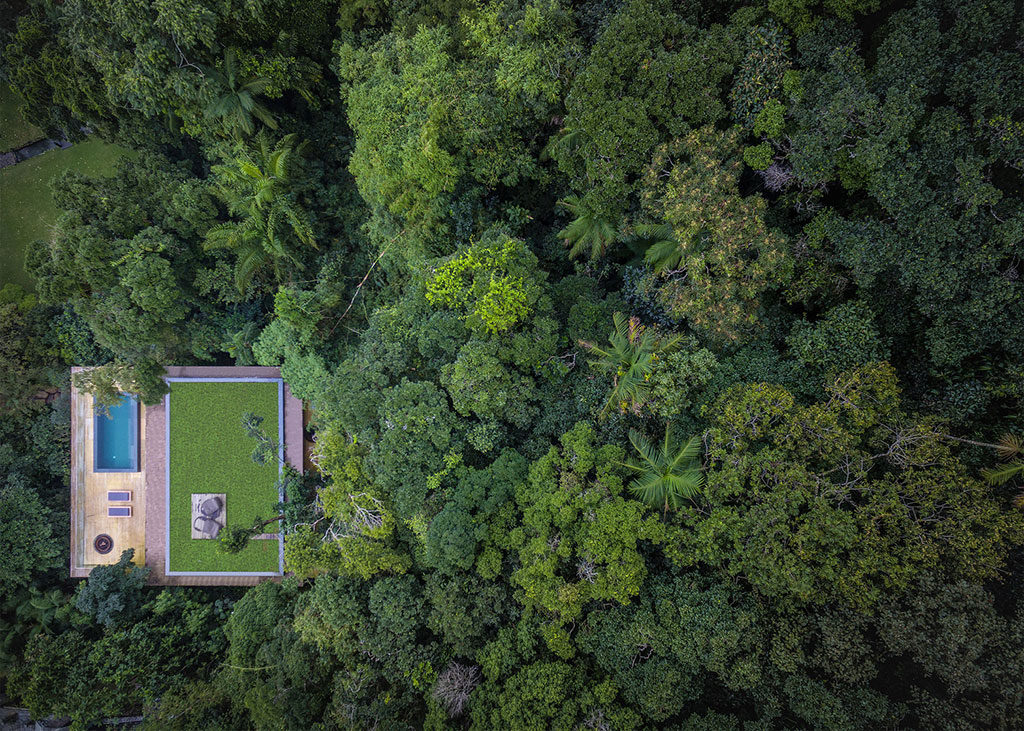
[206,132,316,291]
[624,423,703,515]
[635,222,684,273]
[580,312,681,417]
[981,433,1024,491]
[205,48,278,139]
[619,221,674,262]
[540,127,584,162]
[557,195,618,260]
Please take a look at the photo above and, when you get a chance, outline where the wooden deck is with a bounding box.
[69,379,147,576]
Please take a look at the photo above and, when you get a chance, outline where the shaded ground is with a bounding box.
[0,140,125,290]
[0,84,43,152]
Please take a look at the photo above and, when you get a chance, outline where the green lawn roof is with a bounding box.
[167,381,281,573]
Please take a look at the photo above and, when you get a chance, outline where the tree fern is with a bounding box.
[981,460,1024,486]
[205,132,315,290]
[631,222,682,273]
[234,243,273,291]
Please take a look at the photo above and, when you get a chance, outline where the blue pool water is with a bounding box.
[94,395,139,472]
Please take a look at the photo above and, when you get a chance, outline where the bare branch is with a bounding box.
[433,663,480,718]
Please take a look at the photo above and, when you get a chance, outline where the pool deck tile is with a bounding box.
[70,373,147,576]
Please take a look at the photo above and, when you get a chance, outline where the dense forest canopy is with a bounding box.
[1,0,1023,727]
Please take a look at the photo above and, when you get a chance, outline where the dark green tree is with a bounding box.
[671,363,1024,610]
[556,0,743,220]
[74,549,150,628]
[0,477,62,596]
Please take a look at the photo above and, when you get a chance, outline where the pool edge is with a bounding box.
[93,394,140,473]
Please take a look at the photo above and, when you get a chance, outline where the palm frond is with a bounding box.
[208,131,315,289]
[667,434,702,472]
[540,128,583,162]
[585,312,685,417]
[627,429,659,469]
[250,101,278,130]
[234,244,269,292]
[633,222,674,245]
[204,48,279,139]
[284,205,316,248]
[557,195,618,260]
[625,422,704,512]
[621,222,673,258]
[238,160,264,181]
[981,460,1024,486]
[223,47,238,84]
[996,433,1023,460]
[628,472,665,506]
[645,237,684,273]
[204,222,243,251]
[611,311,630,341]
[241,76,273,96]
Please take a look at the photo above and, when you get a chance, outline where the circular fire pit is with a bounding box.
[94,534,114,555]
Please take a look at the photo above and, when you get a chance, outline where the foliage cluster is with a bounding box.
[2,0,1023,727]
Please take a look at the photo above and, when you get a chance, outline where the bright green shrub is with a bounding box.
[426,235,545,335]
[743,142,773,170]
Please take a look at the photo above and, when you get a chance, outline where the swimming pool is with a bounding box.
[94,394,139,472]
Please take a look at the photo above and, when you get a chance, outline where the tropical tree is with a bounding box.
[0,479,62,596]
[580,312,681,416]
[557,195,617,260]
[0,588,67,674]
[206,132,316,291]
[494,423,665,629]
[676,364,1024,610]
[980,434,1024,500]
[74,549,150,628]
[640,126,792,343]
[624,423,703,514]
[555,0,742,222]
[217,514,285,554]
[205,48,279,139]
[426,233,546,335]
[340,23,541,259]
[629,222,677,269]
[71,360,169,409]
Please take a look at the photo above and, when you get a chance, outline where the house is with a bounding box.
[69,366,304,585]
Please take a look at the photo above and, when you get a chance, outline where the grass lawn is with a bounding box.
[168,381,282,573]
[0,84,44,152]
[0,139,126,290]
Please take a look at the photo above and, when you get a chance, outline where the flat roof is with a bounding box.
[70,366,304,586]
[164,378,283,576]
